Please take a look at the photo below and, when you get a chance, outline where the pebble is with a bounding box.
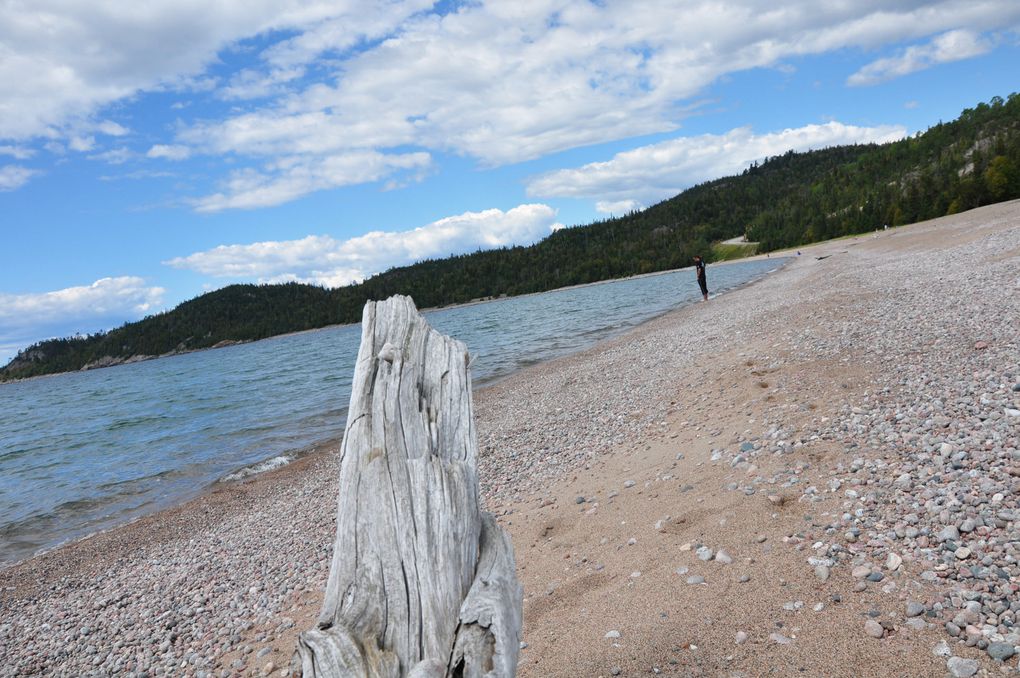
[695,546,713,561]
[864,620,884,639]
[735,631,748,645]
[987,642,1015,661]
[769,632,792,645]
[686,576,705,585]
[714,549,732,565]
[946,657,979,677]
[905,602,925,618]
[813,565,830,582]
[851,565,871,579]
[605,630,621,639]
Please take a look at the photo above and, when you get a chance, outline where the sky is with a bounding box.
[1,1,1019,363]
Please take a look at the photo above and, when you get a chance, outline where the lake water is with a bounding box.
[0,258,784,565]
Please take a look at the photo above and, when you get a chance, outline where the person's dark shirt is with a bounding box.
[695,259,706,280]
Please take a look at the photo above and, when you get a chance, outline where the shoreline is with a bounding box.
[0,253,783,570]
[2,201,1018,676]
[0,252,783,387]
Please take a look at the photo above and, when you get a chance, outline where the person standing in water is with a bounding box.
[693,255,708,301]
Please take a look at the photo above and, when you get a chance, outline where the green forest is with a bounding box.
[4,93,1020,381]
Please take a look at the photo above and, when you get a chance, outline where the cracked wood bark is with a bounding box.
[294,295,523,678]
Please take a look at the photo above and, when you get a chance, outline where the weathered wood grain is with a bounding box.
[294,295,522,677]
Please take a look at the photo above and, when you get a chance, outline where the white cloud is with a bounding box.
[69,135,96,152]
[147,144,192,161]
[0,165,40,191]
[219,0,436,101]
[0,145,34,160]
[848,29,994,86]
[595,200,643,216]
[191,151,431,212]
[174,0,1020,171]
[0,1,429,141]
[165,203,562,285]
[97,120,130,136]
[4,1,1019,206]
[89,147,135,165]
[0,277,166,362]
[0,277,165,327]
[528,121,907,207]
[99,169,177,182]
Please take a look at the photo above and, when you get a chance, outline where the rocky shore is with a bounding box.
[1,200,1017,677]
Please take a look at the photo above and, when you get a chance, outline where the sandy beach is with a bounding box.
[2,200,1018,677]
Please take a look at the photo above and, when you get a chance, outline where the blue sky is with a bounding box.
[1,1,1019,363]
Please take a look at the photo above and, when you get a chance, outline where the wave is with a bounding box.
[218,454,295,482]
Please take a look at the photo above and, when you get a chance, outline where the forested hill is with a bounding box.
[4,93,1020,381]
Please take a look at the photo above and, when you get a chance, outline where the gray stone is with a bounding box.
[851,565,871,579]
[864,620,884,638]
[905,602,925,617]
[946,656,978,677]
[769,632,792,645]
[938,525,960,542]
[987,642,1015,661]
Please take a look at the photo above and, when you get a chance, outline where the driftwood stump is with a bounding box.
[294,295,523,677]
